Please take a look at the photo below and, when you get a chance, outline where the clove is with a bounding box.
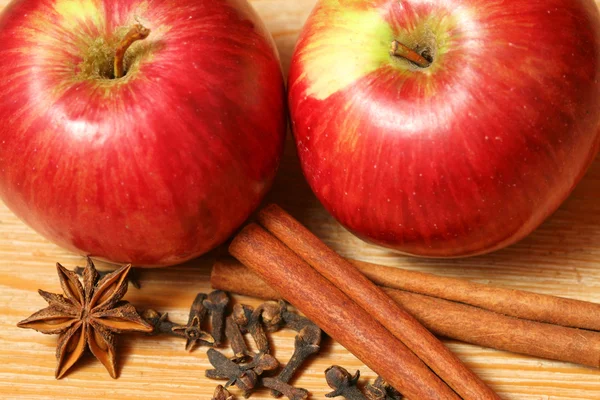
[141,309,185,338]
[212,384,234,400]
[258,300,318,334]
[257,301,286,332]
[232,304,270,354]
[325,366,366,400]
[226,315,250,361]
[365,377,403,400]
[268,301,314,332]
[206,348,258,397]
[240,352,279,375]
[173,292,215,351]
[271,324,321,397]
[204,290,230,346]
[262,377,309,400]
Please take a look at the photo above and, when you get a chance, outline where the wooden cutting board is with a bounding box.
[1,0,599,398]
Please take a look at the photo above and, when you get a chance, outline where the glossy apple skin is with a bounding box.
[289,0,600,257]
[0,0,286,266]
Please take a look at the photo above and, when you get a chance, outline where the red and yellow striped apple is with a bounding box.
[0,0,286,266]
[289,0,600,257]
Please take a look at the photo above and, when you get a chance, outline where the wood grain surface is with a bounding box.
[1,0,600,399]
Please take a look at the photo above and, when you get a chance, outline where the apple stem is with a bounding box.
[390,40,431,68]
[113,24,151,79]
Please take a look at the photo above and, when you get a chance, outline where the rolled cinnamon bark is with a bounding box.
[215,233,600,333]
[212,257,279,299]
[384,288,600,368]
[212,257,600,368]
[257,205,499,400]
[229,224,460,400]
[352,260,600,331]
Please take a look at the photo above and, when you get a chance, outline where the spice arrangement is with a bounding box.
[2,0,600,398]
[17,257,346,398]
[16,203,600,399]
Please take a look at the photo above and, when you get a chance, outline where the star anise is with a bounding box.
[17,258,153,379]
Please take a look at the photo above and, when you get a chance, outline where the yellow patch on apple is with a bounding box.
[297,5,394,101]
[54,0,104,30]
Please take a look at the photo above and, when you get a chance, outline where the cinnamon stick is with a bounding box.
[216,234,600,332]
[229,224,460,400]
[212,257,279,299]
[212,257,600,368]
[384,289,600,368]
[257,205,499,400]
[351,260,600,331]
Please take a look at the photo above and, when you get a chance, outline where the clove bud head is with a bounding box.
[236,369,258,392]
[260,301,286,332]
[212,385,233,400]
[325,365,360,389]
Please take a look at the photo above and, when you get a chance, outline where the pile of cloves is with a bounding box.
[325,366,403,400]
[207,300,320,399]
[142,292,322,400]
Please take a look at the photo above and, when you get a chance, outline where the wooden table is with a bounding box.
[1,0,599,399]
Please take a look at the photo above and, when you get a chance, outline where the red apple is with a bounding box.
[289,0,600,257]
[0,0,286,266]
